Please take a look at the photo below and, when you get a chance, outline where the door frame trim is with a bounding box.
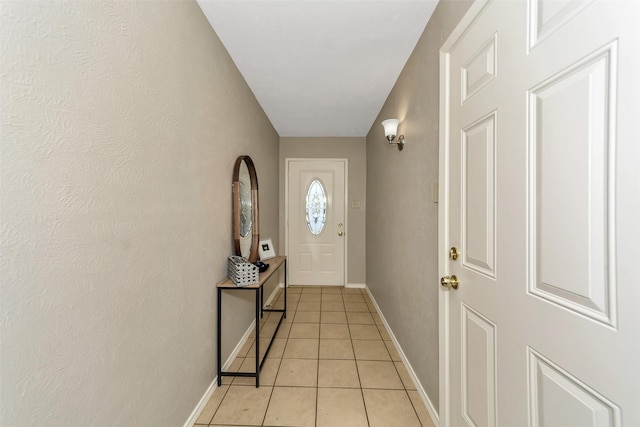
[284,158,348,286]
[438,1,491,426]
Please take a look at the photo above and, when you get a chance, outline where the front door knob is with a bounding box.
[441,275,459,290]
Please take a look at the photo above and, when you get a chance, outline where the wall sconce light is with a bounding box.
[381,119,405,151]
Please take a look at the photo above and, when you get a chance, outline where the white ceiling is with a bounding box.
[197,0,438,137]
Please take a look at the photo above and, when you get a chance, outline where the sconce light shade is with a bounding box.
[381,118,405,151]
[381,119,400,141]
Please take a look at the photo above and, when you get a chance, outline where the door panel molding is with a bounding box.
[526,41,618,327]
[527,0,594,52]
[461,304,498,427]
[461,32,498,103]
[461,110,498,279]
[528,347,620,427]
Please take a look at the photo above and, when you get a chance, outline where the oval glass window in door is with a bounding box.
[305,179,327,235]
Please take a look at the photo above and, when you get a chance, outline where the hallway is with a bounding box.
[195,286,434,426]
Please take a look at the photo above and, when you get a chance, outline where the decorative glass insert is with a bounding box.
[305,179,327,236]
[239,181,252,238]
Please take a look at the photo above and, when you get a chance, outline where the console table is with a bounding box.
[216,256,287,387]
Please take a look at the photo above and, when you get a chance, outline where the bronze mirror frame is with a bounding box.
[232,155,259,262]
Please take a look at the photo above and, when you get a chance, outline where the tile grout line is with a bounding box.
[314,290,322,427]
[348,288,371,427]
[204,382,231,426]
[261,301,284,427]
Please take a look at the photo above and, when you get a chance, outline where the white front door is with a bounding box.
[440,1,640,426]
[286,159,346,286]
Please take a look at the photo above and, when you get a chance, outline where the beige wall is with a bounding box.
[365,0,472,413]
[0,1,279,425]
[279,137,366,285]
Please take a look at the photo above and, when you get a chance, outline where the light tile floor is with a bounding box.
[195,286,435,427]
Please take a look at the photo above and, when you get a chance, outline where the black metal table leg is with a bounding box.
[255,288,260,387]
[217,287,222,386]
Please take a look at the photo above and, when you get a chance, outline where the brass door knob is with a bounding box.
[441,275,459,290]
[338,231,344,236]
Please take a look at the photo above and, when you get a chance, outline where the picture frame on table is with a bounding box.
[258,238,276,260]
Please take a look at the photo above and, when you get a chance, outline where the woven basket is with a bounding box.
[227,256,259,286]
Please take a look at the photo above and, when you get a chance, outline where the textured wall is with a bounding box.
[365,0,472,413]
[279,137,366,285]
[0,1,279,426]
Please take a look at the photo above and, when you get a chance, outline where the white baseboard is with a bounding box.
[183,318,256,426]
[182,378,217,427]
[264,281,283,307]
[346,283,366,288]
[364,286,440,427]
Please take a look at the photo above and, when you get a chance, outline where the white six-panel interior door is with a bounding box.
[286,159,347,286]
[439,0,640,426]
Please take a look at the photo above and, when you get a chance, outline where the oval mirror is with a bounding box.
[233,156,259,262]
